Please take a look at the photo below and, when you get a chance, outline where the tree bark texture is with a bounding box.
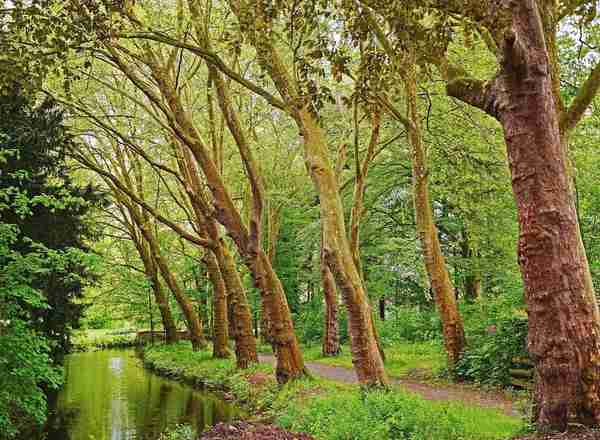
[205,251,231,359]
[321,226,341,357]
[447,0,600,430]
[220,244,259,369]
[139,241,179,344]
[406,63,466,368]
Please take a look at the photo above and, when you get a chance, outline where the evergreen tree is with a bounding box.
[0,86,102,438]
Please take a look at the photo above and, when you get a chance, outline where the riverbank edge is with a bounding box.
[139,342,528,440]
[139,343,283,421]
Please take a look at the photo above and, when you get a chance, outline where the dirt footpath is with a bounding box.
[258,354,519,417]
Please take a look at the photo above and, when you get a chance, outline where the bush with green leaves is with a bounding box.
[277,388,524,440]
[158,424,195,440]
[454,292,529,386]
[377,306,442,344]
[0,90,101,439]
[0,224,64,438]
[455,315,528,386]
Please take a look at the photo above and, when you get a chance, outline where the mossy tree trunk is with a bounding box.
[406,62,466,367]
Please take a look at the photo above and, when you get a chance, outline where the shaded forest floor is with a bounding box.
[258,353,520,417]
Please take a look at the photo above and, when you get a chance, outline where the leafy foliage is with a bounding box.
[0,89,101,438]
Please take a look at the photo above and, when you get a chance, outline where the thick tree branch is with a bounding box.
[117,31,289,113]
[561,60,600,132]
[446,76,499,119]
[72,150,215,250]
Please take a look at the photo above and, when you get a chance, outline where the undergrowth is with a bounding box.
[142,342,525,440]
[71,328,139,351]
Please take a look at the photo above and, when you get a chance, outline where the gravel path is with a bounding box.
[258,354,519,417]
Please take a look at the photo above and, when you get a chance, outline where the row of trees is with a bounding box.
[3,0,600,433]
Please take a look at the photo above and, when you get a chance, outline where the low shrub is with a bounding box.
[277,388,524,440]
[455,315,528,386]
[455,291,529,386]
[377,306,442,344]
[71,328,139,351]
[158,424,195,440]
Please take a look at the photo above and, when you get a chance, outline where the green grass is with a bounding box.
[303,341,446,378]
[141,342,525,440]
[143,342,276,412]
[71,328,139,350]
[277,385,525,440]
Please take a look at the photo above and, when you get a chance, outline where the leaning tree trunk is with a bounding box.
[146,253,179,344]
[220,244,259,369]
[178,144,257,368]
[321,226,341,357]
[139,222,206,351]
[300,109,388,387]
[255,251,307,382]
[447,1,600,431]
[148,44,305,381]
[135,235,179,344]
[225,1,385,386]
[205,251,230,359]
[461,230,481,303]
[406,63,466,367]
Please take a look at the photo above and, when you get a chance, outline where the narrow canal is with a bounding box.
[44,349,241,440]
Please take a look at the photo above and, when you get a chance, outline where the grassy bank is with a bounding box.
[71,328,139,351]
[143,342,526,440]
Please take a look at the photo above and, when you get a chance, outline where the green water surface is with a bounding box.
[45,349,240,440]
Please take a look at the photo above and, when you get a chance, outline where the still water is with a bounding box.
[45,349,241,440]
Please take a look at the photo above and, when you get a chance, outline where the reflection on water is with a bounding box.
[45,349,240,440]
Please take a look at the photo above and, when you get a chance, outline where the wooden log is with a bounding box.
[512,356,534,367]
[510,377,533,390]
[510,368,533,379]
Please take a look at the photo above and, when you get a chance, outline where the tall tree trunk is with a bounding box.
[219,244,258,369]
[205,251,230,359]
[139,222,206,351]
[260,296,272,344]
[221,1,385,386]
[160,20,305,380]
[460,228,481,303]
[379,297,386,321]
[464,275,481,303]
[132,226,179,345]
[178,146,258,368]
[144,250,179,344]
[321,226,341,357]
[406,63,466,367]
[261,204,279,344]
[447,1,600,430]
[255,251,306,382]
[300,110,388,387]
